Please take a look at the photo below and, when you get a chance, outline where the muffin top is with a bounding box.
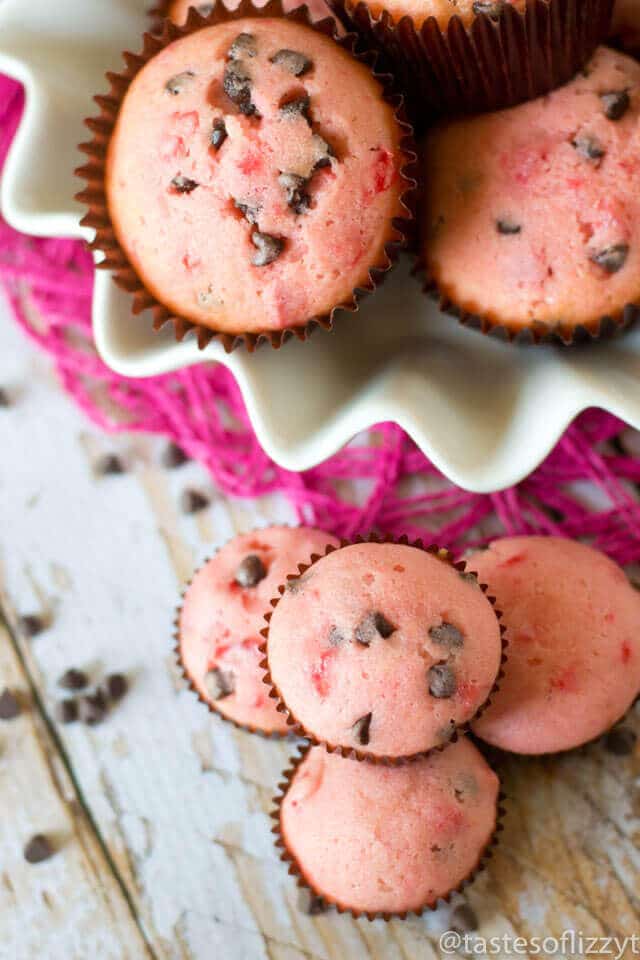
[265,542,503,759]
[279,738,499,915]
[356,0,525,29]
[106,18,407,335]
[421,47,640,335]
[468,536,640,754]
[178,525,337,733]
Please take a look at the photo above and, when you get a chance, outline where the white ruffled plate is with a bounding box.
[2,0,640,492]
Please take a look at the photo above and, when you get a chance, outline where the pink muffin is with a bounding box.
[276,738,501,917]
[93,12,413,349]
[167,0,332,24]
[467,536,640,754]
[421,46,640,342]
[263,541,503,761]
[177,526,337,734]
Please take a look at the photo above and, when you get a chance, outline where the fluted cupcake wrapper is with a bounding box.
[327,0,614,132]
[270,738,508,920]
[258,532,510,765]
[76,0,418,354]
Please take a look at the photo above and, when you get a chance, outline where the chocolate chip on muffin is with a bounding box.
[428,663,457,698]
[270,49,312,77]
[279,173,311,214]
[228,33,257,61]
[311,134,334,169]
[279,94,311,122]
[601,89,630,121]
[205,667,236,701]
[590,243,629,273]
[235,554,267,587]
[354,611,396,645]
[223,61,258,116]
[352,711,372,745]
[328,625,345,646]
[210,118,228,150]
[171,175,199,194]
[251,232,284,267]
[234,199,260,225]
[572,134,606,162]
[429,622,465,649]
[165,71,195,96]
[496,218,521,235]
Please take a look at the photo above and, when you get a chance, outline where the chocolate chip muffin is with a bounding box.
[420,46,640,341]
[86,9,414,350]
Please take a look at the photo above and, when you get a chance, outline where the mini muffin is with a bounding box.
[177,526,337,734]
[276,738,501,917]
[167,0,332,24]
[89,11,413,350]
[263,541,503,761]
[467,536,640,754]
[420,46,640,342]
[611,0,640,54]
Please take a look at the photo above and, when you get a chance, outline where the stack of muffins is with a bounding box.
[77,0,640,350]
[175,528,640,917]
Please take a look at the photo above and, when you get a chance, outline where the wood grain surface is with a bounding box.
[0,292,639,960]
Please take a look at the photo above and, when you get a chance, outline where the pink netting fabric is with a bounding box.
[2,74,640,562]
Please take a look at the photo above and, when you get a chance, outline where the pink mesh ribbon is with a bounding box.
[2,73,640,562]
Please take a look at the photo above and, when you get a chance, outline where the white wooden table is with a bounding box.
[1,287,639,960]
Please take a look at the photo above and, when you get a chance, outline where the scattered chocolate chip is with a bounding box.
[270,49,312,77]
[311,133,334,169]
[180,489,210,514]
[472,0,506,16]
[170,175,199,194]
[297,888,327,915]
[601,89,630,121]
[278,173,310,214]
[55,698,78,725]
[328,625,345,646]
[235,554,267,588]
[572,134,605,162]
[251,232,284,267]
[428,663,457,699]
[603,726,637,756]
[210,118,227,150]
[354,611,396,646]
[58,668,89,691]
[78,691,107,726]
[279,95,310,122]
[429,622,465,649]
[24,834,54,865]
[161,442,189,469]
[105,673,128,701]
[95,454,125,476]
[352,711,372,746]
[496,219,521,235]
[450,902,479,934]
[0,688,20,721]
[204,667,235,701]
[591,243,629,273]
[234,199,260,225]
[18,614,45,637]
[0,387,10,407]
[165,71,195,95]
[223,61,257,115]
[227,32,257,60]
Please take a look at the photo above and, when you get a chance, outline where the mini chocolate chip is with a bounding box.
[78,692,107,726]
[328,625,345,646]
[204,667,235,701]
[105,673,128,701]
[270,49,312,77]
[450,902,479,934]
[161,442,189,469]
[55,699,79,725]
[591,243,629,273]
[180,489,210,514]
[278,173,310,215]
[496,219,521,235]
[18,614,45,637]
[235,554,267,587]
[24,834,54,865]
[601,89,630,121]
[251,232,284,267]
[428,663,457,698]
[58,668,89,691]
[171,175,199,194]
[354,611,396,646]
[311,134,334,169]
[353,712,372,746]
[228,33,257,60]
[603,726,637,755]
[165,71,195,95]
[429,622,464,649]
[279,95,310,122]
[210,118,227,150]
[96,454,125,476]
[0,688,20,721]
[297,888,327,915]
[234,199,260,225]
[572,134,605,162]
[0,387,10,407]
[223,61,257,115]
[472,0,506,16]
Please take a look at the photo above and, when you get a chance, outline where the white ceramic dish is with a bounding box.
[2,0,640,493]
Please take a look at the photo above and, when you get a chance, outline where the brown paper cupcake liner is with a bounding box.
[173,524,326,739]
[328,0,614,130]
[270,738,508,920]
[258,532,509,764]
[76,0,417,354]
